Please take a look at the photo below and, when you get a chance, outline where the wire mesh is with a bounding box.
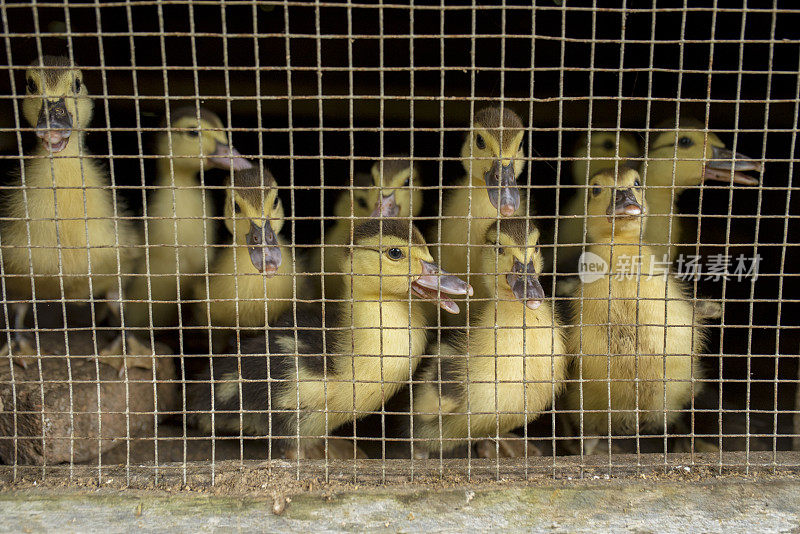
[0,2,797,487]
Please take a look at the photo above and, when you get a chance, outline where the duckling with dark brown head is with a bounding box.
[413,218,566,458]
[192,165,297,328]
[432,106,527,319]
[187,218,472,459]
[564,167,709,453]
[1,57,141,369]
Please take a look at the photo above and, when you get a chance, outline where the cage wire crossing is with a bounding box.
[0,2,797,485]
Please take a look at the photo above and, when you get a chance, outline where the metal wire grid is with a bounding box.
[0,2,795,486]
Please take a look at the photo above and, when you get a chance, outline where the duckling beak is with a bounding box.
[606,188,643,220]
[704,146,761,185]
[209,142,253,171]
[411,260,473,314]
[246,220,282,275]
[485,159,520,217]
[370,192,399,217]
[36,98,72,153]
[507,258,545,310]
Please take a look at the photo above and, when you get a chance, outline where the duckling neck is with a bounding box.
[645,186,683,216]
[157,158,205,186]
[475,296,545,330]
[335,284,427,357]
[30,133,101,188]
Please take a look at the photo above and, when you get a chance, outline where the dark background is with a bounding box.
[0,1,797,448]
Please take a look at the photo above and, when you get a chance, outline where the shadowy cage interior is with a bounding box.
[0,1,797,486]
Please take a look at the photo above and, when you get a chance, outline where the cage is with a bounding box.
[0,0,798,510]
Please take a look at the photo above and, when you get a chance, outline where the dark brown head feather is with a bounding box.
[474,106,525,152]
[232,167,277,208]
[29,56,76,87]
[163,106,224,129]
[353,219,425,246]
[352,171,373,188]
[372,156,415,184]
[485,218,538,246]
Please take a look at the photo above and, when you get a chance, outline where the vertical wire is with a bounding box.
[729,4,749,474]
[0,4,25,483]
[754,1,777,471]
[464,0,475,482]
[122,0,157,486]
[280,0,303,482]
[312,0,330,479]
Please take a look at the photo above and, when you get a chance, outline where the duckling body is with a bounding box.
[414,219,566,455]
[193,166,297,328]
[434,107,527,315]
[188,219,472,458]
[312,158,421,299]
[641,118,760,261]
[556,131,640,272]
[2,57,138,308]
[126,107,250,327]
[565,168,707,445]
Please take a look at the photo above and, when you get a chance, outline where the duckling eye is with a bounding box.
[234,203,242,214]
[386,247,404,260]
[73,78,81,93]
[592,185,602,196]
[356,197,368,209]
[497,246,504,255]
[26,78,37,94]
[602,140,614,151]
[633,179,641,187]
[678,136,693,148]
[476,134,486,150]
[402,177,410,187]
[272,195,280,209]
[186,130,200,138]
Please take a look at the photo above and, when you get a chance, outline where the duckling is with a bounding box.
[187,219,472,459]
[413,219,567,457]
[192,165,296,328]
[641,118,761,260]
[433,106,527,314]
[556,131,641,272]
[0,57,140,368]
[126,106,251,327]
[311,157,421,299]
[564,168,708,453]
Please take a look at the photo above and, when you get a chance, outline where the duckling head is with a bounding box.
[586,168,647,242]
[460,106,526,216]
[157,106,251,172]
[645,118,761,189]
[345,219,473,314]
[483,219,546,310]
[366,157,422,218]
[23,56,92,154]
[225,167,284,275]
[572,131,641,184]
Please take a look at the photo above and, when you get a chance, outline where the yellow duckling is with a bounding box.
[433,106,527,314]
[192,166,296,328]
[413,219,567,458]
[188,219,472,459]
[311,157,421,299]
[1,57,140,366]
[565,168,708,453]
[556,131,640,271]
[641,118,761,260]
[126,106,250,327]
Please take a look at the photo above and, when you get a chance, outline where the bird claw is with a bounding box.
[1,335,39,370]
[474,434,542,458]
[284,438,367,460]
[97,333,155,377]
